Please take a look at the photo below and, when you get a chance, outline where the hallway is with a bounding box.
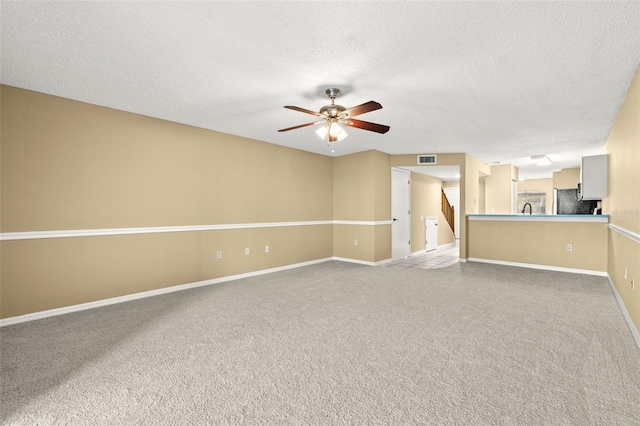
[386,241,460,270]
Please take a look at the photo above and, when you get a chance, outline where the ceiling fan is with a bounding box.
[278,88,390,143]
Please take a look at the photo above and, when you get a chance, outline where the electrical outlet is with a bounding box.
[354,239,358,246]
[566,244,573,252]
[265,245,269,253]
[216,251,222,259]
[245,248,250,255]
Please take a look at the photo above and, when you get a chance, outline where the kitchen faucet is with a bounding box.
[522,203,532,215]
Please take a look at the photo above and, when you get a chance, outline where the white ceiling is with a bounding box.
[2,2,639,180]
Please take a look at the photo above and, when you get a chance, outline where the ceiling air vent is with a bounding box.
[417,155,437,165]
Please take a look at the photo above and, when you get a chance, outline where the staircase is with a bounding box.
[441,189,455,233]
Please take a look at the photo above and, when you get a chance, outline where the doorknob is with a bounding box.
[393,218,399,221]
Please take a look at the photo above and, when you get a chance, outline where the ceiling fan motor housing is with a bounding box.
[320,104,346,118]
[278,87,389,135]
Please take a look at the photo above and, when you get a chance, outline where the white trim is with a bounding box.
[0,258,334,327]
[0,220,391,241]
[332,256,376,266]
[608,224,640,244]
[0,256,400,326]
[606,274,640,349]
[333,220,393,226]
[467,214,609,223]
[467,258,607,277]
[332,257,393,266]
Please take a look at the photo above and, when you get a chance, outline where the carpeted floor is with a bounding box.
[2,261,639,425]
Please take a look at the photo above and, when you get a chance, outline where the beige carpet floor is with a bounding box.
[2,261,639,425]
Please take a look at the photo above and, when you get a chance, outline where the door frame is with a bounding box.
[425,216,438,251]
[391,167,411,260]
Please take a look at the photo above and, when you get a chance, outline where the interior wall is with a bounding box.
[468,219,608,272]
[0,85,335,318]
[484,164,515,214]
[333,150,391,262]
[602,64,640,333]
[519,178,554,215]
[478,180,486,214]
[553,168,580,190]
[410,173,454,253]
[461,154,492,258]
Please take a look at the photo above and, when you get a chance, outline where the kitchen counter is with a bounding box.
[466,214,609,273]
[467,214,609,223]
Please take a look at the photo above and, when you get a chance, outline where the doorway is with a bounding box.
[425,217,438,251]
[391,168,411,260]
[443,187,460,240]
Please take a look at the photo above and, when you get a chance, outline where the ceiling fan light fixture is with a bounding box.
[315,125,328,139]
[279,87,388,141]
[329,122,348,140]
[316,121,348,142]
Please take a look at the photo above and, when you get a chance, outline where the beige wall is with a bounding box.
[553,168,580,190]
[603,65,640,332]
[410,172,454,253]
[468,219,608,272]
[519,178,554,215]
[461,154,492,258]
[1,86,334,230]
[484,164,516,214]
[1,226,333,318]
[332,150,391,262]
[0,86,335,318]
[478,180,486,214]
[6,76,637,330]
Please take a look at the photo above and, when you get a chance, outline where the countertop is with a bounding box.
[467,214,609,222]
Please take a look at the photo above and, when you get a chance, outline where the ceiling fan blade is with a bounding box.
[284,105,323,117]
[278,121,321,132]
[344,118,390,134]
[342,101,382,117]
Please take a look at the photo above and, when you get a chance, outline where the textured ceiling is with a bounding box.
[2,1,639,180]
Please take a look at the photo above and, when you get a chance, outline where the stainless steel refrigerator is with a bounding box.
[553,188,598,215]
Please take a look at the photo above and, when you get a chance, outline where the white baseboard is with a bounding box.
[331,256,392,266]
[0,257,334,327]
[606,275,640,349]
[0,255,410,326]
[467,258,608,277]
[332,256,376,266]
[467,258,639,349]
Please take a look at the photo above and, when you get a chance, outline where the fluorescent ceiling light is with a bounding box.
[531,155,551,166]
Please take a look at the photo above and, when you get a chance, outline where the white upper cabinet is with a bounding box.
[580,154,608,201]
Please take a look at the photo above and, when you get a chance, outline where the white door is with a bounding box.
[391,168,411,259]
[425,217,438,251]
[443,187,460,239]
